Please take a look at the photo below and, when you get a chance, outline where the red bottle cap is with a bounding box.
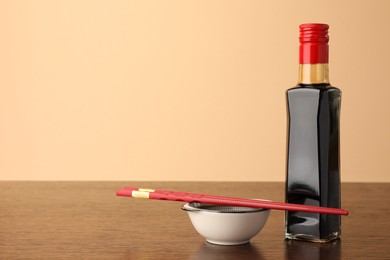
[299,23,329,64]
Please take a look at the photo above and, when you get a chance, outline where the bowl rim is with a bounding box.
[181,202,270,214]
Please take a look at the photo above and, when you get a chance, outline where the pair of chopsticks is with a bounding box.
[116,186,349,216]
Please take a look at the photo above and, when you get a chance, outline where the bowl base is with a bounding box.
[206,239,250,246]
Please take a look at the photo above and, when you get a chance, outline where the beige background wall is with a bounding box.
[1,0,389,182]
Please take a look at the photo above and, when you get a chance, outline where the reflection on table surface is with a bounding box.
[284,239,341,260]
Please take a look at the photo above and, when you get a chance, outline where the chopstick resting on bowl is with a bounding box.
[116,187,349,216]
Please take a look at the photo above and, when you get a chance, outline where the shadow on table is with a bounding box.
[190,242,265,260]
[284,239,341,260]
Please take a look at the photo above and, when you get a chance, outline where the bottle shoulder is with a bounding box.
[286,84,342,103]
[287,84,341,94]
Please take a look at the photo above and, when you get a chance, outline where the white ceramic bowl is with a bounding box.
[182,202,270,245]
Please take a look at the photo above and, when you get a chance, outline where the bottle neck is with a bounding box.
[298,63,329,85]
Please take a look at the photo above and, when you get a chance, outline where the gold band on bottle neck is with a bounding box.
[298,64,329,84]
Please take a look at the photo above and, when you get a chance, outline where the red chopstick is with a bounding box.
[116,186,349,216]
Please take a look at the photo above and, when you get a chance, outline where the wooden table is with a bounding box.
[0,182,388,259]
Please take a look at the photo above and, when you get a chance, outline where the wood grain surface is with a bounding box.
[0,182,389,259]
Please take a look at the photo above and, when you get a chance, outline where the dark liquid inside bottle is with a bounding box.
[285,84,341,242]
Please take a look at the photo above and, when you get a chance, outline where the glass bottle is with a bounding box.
[285,23,341,243]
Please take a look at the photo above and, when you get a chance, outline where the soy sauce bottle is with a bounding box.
[285,23,341,242]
